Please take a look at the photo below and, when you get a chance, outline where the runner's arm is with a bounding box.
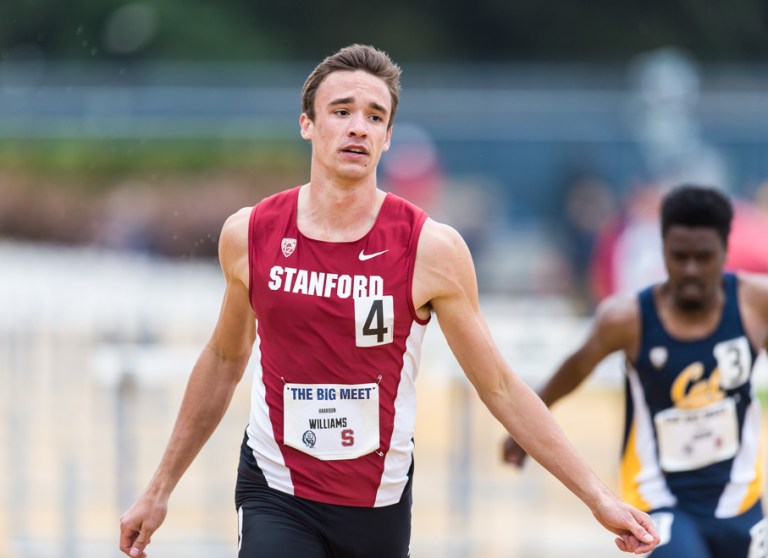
[413,220,657,554]
[739,272,768,352]
[119,207,256,558]
[503,295,638,465]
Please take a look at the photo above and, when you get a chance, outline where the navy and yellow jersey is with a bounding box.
[620,273,763,518]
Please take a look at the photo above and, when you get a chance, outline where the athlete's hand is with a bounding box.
[502,435,529,467]
[592,497,659,554]
[119,493,168,557]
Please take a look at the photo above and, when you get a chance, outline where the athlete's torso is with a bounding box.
[621,273,763,518]
[243,186,429,507]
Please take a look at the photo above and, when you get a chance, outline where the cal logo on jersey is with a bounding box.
[281,237,297,258]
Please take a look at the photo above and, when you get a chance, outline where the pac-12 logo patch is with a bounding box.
[649,346,668,369]
[302,430,316,448]
[281,238,297,258]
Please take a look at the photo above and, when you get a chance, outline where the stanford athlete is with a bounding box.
[238,186,429,508]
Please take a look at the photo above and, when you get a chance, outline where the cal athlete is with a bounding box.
[504,185,768,558]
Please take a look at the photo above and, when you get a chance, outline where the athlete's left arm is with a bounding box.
[412,219,658,555]
[738,272,768,352]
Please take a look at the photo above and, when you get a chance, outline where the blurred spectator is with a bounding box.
[441,177,496,261]
[381,123,444,215]
[588,47,750,304]
[589,181,666,302]
[98,181,156,253]
[557,170,616,307]
[726,192,768,273]
[627,47,731,192]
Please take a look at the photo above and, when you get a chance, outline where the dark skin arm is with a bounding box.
[738,272,768,354]
[502,293,640,466]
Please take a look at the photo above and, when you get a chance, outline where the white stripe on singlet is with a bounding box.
[716,396,762,518]
[627,366,677,510]
[374,320,427,507]
[246,336,294,495]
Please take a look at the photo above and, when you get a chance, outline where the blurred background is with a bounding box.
[2,1,768,557]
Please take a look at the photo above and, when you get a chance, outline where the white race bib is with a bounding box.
[714,336,752,390]
[749,518,768,558]
[654,397,739,472]
[283,382,380,461]
[354,296,394,347]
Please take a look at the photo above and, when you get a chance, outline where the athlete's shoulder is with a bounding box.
[418,218,468,259]
[737,271,768,294]
[412,219,475,309]
[220,186,298,268]
[736,271,768,317]
[219,206,252,280]
[421,217,466,250]
[592,290,641,340]
[221,206,252,242]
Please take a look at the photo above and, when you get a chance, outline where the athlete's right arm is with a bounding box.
[503,294,639,467]
[119,207,256,558]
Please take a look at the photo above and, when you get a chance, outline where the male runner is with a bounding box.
[504,184,768,557]
[119,44,658,558]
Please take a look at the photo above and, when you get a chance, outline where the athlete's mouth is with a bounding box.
[341,145,369,155]
[680,279,705,291]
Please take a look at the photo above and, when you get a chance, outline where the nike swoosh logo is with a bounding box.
[358,249,388,261]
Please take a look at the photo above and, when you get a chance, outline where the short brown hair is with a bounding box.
[301,44,402,128]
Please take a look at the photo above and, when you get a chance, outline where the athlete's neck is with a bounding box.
[656,283,725,339]
[297,182,386,242]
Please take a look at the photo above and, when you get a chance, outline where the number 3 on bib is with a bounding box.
[354,296,394,347]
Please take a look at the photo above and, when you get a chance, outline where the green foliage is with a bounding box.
[0,138,307,188]
[1,0,767,63]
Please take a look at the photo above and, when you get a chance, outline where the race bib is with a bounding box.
[283,382,380,460]
[354,296,394,347]
[654,397,739,472]
[749,518,768,558]
[714,336,752,390]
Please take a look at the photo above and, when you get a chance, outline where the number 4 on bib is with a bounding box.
[354,296,394,347]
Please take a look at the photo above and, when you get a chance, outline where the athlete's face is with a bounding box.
[299,70,392,184]
[663,225,726,310]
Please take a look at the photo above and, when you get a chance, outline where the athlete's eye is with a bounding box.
[670,251,686,262]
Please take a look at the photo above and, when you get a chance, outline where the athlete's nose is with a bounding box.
[347,112,368,137]
[683,257,702,277]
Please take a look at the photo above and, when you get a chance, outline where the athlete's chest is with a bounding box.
[637,333,755,409]
[258,235,405,298]
[253,230,412,349]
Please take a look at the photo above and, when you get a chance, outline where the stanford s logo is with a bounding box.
[281,238,297,258]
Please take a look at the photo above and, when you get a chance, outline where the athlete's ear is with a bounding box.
[299,113,312,141]
[383,125,393,152]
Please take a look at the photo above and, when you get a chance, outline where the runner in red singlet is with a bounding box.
[119,44,659,558]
